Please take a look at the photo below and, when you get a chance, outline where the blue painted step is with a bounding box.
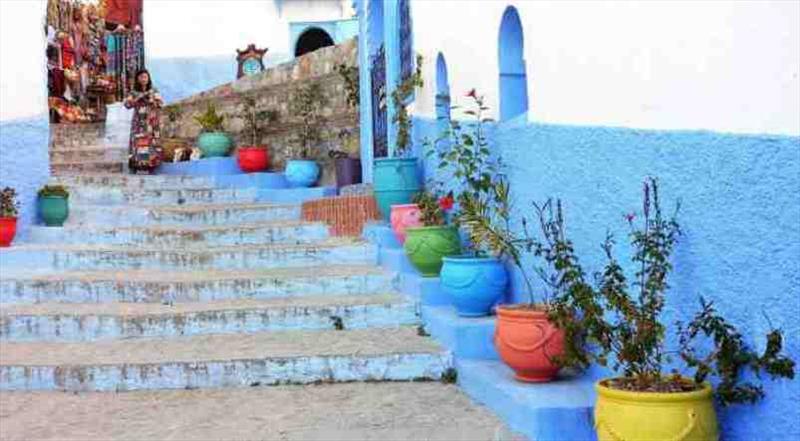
[65,203,301,227]
[51,174,216,190]
[68,187,260,206]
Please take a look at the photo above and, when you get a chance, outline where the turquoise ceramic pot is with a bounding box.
[197,132,232,157]
[38,196,69,227]
[285,160,320,187]
[373,158,421,221]
[441,256,509,317]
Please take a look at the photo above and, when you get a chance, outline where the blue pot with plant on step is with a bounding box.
[373,158,421,221]
[285,159,320,187]
[197,132,232,157]
[441,256,509,317]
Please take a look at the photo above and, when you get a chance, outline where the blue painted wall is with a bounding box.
[412,113,800,440]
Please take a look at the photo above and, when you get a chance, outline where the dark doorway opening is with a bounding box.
[295,28,335,57]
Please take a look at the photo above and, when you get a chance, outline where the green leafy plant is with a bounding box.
[392,54,424,158]
[0,187,19,218]
[335,63,359,109]
[37,185,69,199]
[237,96,279,147]
[193,102,225,133]
[289,83,328,159]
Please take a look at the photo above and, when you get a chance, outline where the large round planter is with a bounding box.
[285,159,320,188]
[196,132,232,158]
[595,380,718,441]
[237,146,269,173]
[494,305,565,383]
[373,158,421,221]
[38,196,69,227]
[404,226,461,277]
[441,256,509,317]
[390,204,421,244]
[0,217,17,247]
[335,157,362,188]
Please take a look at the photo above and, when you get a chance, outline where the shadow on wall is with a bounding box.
[0,116,51,240]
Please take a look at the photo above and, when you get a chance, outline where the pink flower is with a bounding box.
[465,89,477,98]
[439,195,455,211]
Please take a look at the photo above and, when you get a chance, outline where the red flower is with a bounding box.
[624,213,636,223]
[465,88,477,98]
[438,195,454,211]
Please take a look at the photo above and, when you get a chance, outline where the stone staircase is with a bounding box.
[49,123,127,176]
[0,174,454,393]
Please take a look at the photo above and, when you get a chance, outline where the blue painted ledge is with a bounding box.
[256,186,337,204]
[158,157,241,176]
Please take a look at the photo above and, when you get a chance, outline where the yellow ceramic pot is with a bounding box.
[594,378,719,441]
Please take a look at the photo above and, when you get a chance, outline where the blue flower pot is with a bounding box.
[441,256,509,317]
[197,132,232,158]
[285,160,320,187]
[373,158,421,221]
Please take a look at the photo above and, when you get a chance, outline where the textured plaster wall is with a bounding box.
[413,114,800,441]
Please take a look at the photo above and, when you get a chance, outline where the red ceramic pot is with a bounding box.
[494,304,565,383]
[0,217,18,247]
[390,204,421,244]
[237,146,269,173]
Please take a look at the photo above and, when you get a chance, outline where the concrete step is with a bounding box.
[0,266,398,304]
[50,174,215,190]
[68,186,260,206]
[51,161,124,175]
[0,239,377,272]
[0,327,452,391]
[64,202,302,227]
[27,221,329,247]
[49,147,128,163]
[0,294,418,342]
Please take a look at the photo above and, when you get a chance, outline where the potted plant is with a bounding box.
[583,178,796,440]
[431,89,512,317]
[236,96,279,173]
[0,187,19,247]
[193,102,231,158]
[403,189,461,277]
[373,55,424,221]
[286,83,327,187]
[329,128,362,188]
[37,185,69,227]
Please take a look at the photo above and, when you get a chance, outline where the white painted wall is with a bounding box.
[409,0,800,136]
[0,0,48,122]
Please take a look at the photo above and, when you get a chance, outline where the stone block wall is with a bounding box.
[161,38,360,186]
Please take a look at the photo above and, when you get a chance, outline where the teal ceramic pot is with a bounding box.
[404,226,462,277]
[441,256,509,317]
[285,160,320,187]
[373,158,421,221]
[197,132,232,157]
[38,196,69,227]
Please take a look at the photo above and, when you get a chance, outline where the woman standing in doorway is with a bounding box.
[125,69,163,174]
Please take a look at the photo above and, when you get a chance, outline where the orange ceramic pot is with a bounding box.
[494,304,565,382]
[0,217,17,247]
[390,204,421,244]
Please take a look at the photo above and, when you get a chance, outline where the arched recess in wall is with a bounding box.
[295,27,335,57]
[498,6,529,121]
[436,53,451,123]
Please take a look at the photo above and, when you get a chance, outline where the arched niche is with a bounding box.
[498,6,529,121]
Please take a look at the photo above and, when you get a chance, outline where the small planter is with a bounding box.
[0,217,17,247]
[237,146,270,173]
[335,157,362,188]
[373,158,421,221]
[441,256,509,317]
[403,225,461,277]
[197,132,232,158]
[494,305,565,382]
[390,204,421,244]
[594,380,718,441]
[285,159,320,188]
[38,195,69,227]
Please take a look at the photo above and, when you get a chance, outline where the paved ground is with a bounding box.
[0,383,521,441]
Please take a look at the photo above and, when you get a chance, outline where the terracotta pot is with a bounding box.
[390,204,421,244]
[0,217,18,247]
[494,305,565,382]
[237,146,270,173]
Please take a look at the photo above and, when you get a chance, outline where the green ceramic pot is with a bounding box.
[38,195,69,227]
[197,132,232,157]
[403,225,462,277]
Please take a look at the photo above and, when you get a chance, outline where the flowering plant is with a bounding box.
[413,189,454,227]
[0,187,19,218]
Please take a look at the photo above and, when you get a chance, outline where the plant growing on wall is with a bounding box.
[335,63,359,110]
[392,54,424,157]
[289,83,328,159]
[237,96,279,147]
[163,105,183,138]
[193,102,226,133]
[0,187,19,218]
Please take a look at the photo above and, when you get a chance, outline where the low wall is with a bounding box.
[161,39,359,186]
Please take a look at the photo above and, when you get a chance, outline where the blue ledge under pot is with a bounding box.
[285,159,320,187]
[440,255,509,317]
[373,158,421,221]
